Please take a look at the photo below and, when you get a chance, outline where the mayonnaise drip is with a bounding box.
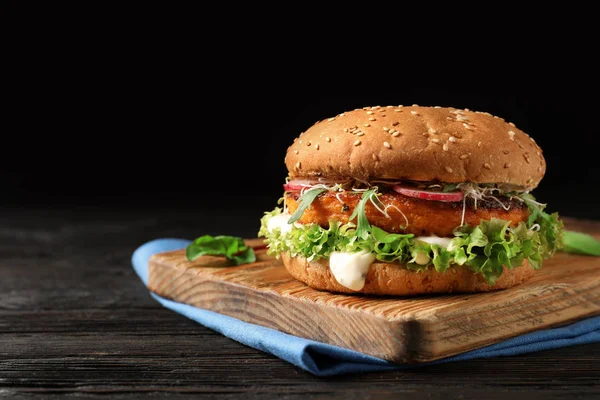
[266,212,294,235]
[329,250,376,291]
[415,235,452,249]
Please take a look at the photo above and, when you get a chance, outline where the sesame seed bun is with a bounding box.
[280,252,535,296]
[284,105,546,190]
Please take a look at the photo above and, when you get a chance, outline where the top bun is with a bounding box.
[284,105,546,189]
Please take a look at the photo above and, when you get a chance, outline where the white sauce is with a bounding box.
[415,235,452,249]
[414,252,431,265]
[329,250,376,291]
[413,236,452,265]
[266,212,294,235]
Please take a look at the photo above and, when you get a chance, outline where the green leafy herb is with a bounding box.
[519,192,564,257]
[288,187,326,224]
[258,200,566,285]
[186,235,256,265]
[562,230,600,256]
[442,183,459,192]
[349,188,377,239]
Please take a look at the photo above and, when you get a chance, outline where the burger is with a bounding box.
[258,105,564,295]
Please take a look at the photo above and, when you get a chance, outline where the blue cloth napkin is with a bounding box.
[132,238,600,377]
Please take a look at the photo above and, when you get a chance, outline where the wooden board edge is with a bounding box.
[146,253,424,363]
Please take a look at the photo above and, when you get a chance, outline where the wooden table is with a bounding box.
[1,205,599,399]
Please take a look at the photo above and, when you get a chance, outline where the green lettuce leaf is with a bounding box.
[562,230,600,256]
[186,234,256,265]
[520,192,564,257]
[258,199,565,284]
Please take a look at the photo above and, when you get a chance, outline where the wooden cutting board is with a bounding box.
[147,217,600,364]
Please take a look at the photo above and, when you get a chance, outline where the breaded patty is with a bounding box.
[285,191,528,237]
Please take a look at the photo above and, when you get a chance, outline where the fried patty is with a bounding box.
[285,191,528,237]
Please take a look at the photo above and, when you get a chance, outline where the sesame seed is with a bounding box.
[383,127,390,131]
[431,138,440,143]
[295,161,301,169]
[412,104,419,106]
[538,167,543,172]
[502,150,510,154]
[536,151,540,156]
[315,144,319,150]
[429,128,437,134]
[463,123,472,130]
[344,128,349,133]
[434,106,442,108]
[457,115,468,121]
[356,132,365,136]
[397,105,404,108]
[354,140,361,146]
[394,109,403,112]
[524,153,531,163]
[411,111,419,115]
[445,166,453,173]
[449,136,456,142]
[460,154,469,160]
[392,121,399,126]
[504,163,510,168]
[509,122,515,127]
[372,154,379,161]
[294,150,299,155]
[392,131,401,137]
[328,118,335,122]
[307,141,311,146]
[508,130,515,140]
[484,163,491,169]
[363,123,370,127]
[383,141,391,149]
[477,141,483,148]
[369,117,376,121]
[325,137,331,142]
[443,143,449,151]
[366,111,374,115]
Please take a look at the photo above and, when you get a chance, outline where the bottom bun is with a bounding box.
[280,252,535,296]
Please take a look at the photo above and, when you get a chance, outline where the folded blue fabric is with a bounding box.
[132,238,600,377]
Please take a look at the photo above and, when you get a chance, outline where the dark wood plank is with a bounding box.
[0,207,599,398]
[1,324,599,399]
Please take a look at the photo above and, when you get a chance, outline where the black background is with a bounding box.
[4,9,599,222]
[5,85,600,221]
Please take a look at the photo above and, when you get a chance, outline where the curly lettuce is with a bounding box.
[258,193,564,285]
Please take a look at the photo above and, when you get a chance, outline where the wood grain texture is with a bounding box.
[1,207,599,399]
[148,222,600,363]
